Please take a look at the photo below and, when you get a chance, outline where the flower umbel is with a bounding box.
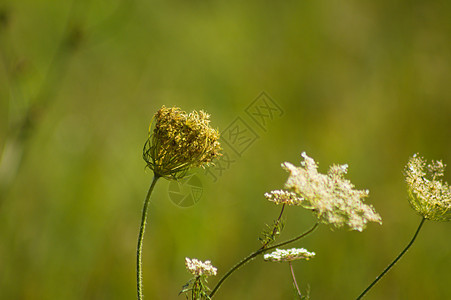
[143,106,222,180]
[282,152,382,231]
[264,190,304,206]
[185,258,218,277]
[264,248,315,262]
[405,154,451,221]
[181,258,217,300]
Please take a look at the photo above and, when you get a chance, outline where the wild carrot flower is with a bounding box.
[143,106,222,180]
[356,154,450,299]
[281,152,382,231]
[181,258,217,300]
[264,190,304,206]
[137,106,221,300]
[185,258,218,277]
[405,154,451,222]
[264,248,315,262]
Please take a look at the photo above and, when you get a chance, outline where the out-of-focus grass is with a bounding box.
[1,0,450,299]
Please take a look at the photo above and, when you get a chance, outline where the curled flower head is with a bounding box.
[264,190,304,206]
[143,106,221,180]
[405,154,451,222]
[264,248,315,262]
[185,258,217,277]
[282,152,382,231]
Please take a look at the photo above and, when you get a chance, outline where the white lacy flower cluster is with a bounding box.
[405,154,451,222]
[264,248,315,262]
[185,258,217,277]
[280,152,382,231]
[264,190,304,206]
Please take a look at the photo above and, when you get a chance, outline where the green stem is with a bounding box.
[261,204,285,249]
[356,217,426,300]
[289,262,302,299]
[209,222,319,298]
[137,174,160,300]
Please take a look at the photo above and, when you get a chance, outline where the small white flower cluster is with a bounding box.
[282,152,382,231]
[185,258,217,277]
[405,154,451,222]
[264,248,315,262]
[264,190,304,206]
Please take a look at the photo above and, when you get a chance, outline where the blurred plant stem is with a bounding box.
[209,221,319,298]
[0,1,136,200]
[356,217,426,299]
[136,174,160,300]
[0,2,81,198]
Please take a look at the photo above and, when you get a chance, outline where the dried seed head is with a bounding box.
[282,152,382,231]
[405,154,451,222]
[143,106,222,180]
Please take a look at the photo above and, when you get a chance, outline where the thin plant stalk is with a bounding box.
[137,174,160,300]
[261,204,285,249]
[289,262,302,299]
[356,217,426,299]
[209,222,319,298]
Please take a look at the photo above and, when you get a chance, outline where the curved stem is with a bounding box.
[265,222,319,252]
[209,222,319,298]
[137,174,160,300]
[289,262,302,299]
[356,217,426,300]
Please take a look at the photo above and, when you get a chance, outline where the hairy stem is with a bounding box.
[289,262,302,299]
[137,174,160,300]
[209,222,319,298]
[356,217,426,299]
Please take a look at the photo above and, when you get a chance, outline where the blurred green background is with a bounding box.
[1,0,450,299]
